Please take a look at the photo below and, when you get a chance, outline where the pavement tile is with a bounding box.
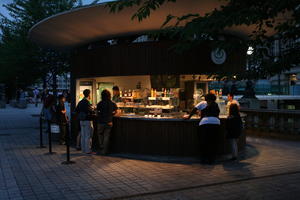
[1,105,300,200]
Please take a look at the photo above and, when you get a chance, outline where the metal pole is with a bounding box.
[45,121,56,155]
[48,122,52,153]
[37,116,46,148]
[62,123,75,165]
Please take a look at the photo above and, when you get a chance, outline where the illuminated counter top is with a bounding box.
[116,114,230,121]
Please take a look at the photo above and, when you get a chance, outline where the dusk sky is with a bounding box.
[0,0,11,17]
[0,0,110,17]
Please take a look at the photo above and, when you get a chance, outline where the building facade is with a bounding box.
[31,72,71,92]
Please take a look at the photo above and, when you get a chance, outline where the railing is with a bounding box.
[241,108,300,136]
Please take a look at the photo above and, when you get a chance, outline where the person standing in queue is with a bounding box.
[184,93,220,164]
[41,89,49,105]
[226,103,243,161]
[75,89,95,154]
[112,86,122,103]
[96,89,118,155]
[33,87,39,107]
[56,95,68,145]
[43,95,57,130]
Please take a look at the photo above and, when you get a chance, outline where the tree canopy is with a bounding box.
[108,0,300,79]
[0,0,77,92]
[0,0,102,95]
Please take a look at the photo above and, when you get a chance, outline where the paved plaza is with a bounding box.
[1,105,300,200]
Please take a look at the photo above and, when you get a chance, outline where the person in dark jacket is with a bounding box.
[184,93,220,164]
[226,103,243,160]
[75,89,94,154]
[56,95,68,145]
[43,95,56,135]
[96,90,118,155]
[43,95,56,122]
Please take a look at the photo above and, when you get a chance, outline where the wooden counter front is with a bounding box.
[110,116,246,156]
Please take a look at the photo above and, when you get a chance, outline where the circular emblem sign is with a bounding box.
[211,48,226,65]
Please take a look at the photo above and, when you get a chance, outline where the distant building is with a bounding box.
[209,38,300,96]
[31,72,70,92]
[267,39,300,95]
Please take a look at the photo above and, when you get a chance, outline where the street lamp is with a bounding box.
[247,46,254,55]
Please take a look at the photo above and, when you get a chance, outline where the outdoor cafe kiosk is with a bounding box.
[29,0,249,156]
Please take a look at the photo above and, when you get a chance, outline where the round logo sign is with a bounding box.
[211,48,226,65]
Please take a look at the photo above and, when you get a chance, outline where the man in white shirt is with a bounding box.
[194,101,220,126]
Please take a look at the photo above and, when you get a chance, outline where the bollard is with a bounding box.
[45,121,56,155]
[37,116,46,148]
[62,123,75,165]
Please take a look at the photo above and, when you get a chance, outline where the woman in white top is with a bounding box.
[185,93,220,164]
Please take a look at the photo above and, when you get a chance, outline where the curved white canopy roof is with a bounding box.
[28,0,286,50]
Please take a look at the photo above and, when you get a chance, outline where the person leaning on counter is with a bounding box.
[184,93,220,164]
[96,89,119,155]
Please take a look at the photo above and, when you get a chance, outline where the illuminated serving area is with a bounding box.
[76,74,227,118]
[75,74,244,156]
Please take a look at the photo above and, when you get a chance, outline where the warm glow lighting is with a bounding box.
[291,74,297,81]
[247,46,254,55]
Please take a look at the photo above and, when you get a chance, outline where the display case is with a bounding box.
[74,75,245,156]
[77,75,227,118]
[116,88,180,116]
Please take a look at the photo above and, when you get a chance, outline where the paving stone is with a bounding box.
[1,105,300,200]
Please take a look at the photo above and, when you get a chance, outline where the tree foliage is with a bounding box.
[108,0,300,79]
[0,0,103,95]
[0,0,77,92]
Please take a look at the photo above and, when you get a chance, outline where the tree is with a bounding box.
[0,0,77,99]
[0,0,103,99]
[108,0,300,79]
